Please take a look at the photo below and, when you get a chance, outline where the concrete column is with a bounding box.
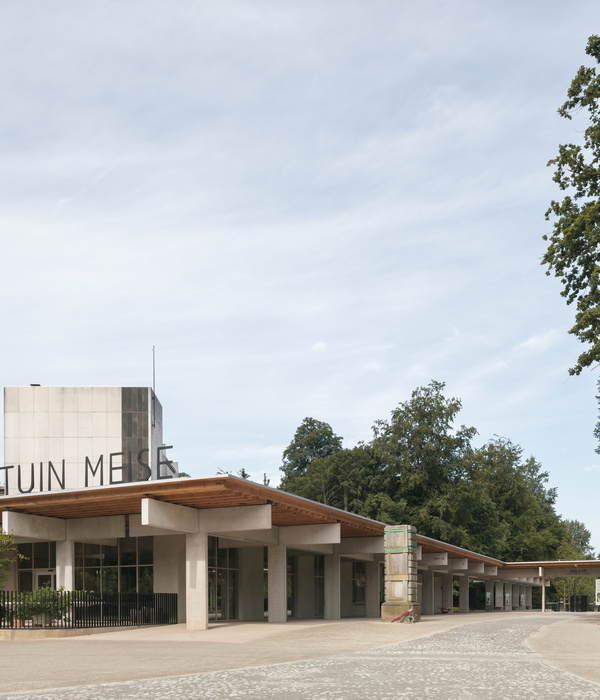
[518,584,525,610]
[441,573,453,613]
[296,554,315,619]
[324,553,341,620]
[494,581,504,610]
[458,575,469,613]
[55,540,75,590]
[421,570,435,615]
[381,525,420,621]
[238,547,265,622]
[541,567,546,612]
[186,531,209,630]
[526,585,533,610]
[268,544,287,623]
[365,560,380,618]
[154,534,186,623]
[485,580,494,611]
[505,583,512,610]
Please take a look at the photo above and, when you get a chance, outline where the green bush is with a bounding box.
[15,588,71,622]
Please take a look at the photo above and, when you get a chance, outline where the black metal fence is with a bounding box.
[0,590,178,629]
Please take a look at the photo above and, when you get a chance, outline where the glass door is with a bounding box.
[35,572,55,589]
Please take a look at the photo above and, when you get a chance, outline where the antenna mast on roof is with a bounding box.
[152,345,156,428]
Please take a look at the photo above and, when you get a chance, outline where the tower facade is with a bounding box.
[3,386,174,494]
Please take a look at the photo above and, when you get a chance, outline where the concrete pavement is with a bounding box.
[0,612,599,698]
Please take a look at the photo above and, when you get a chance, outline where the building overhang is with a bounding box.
[0,475,385,539]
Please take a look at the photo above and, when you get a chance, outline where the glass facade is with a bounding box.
[208,536,239,621]
[14,537,371,620]
[17,542,56,591]
[74,537,154,593]
[314,555,325,617]
[352,561,366,604]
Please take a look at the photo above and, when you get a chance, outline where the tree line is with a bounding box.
[279,381,594,565]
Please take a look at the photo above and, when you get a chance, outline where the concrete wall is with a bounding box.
[238,547,264,621]
[154,534,186,623]
[296,555,315,619]
[3,386,167,494]
[434,574,443,613]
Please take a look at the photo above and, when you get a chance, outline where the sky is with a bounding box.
[2,2,600,552]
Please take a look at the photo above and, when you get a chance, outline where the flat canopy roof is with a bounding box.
[416,533,504,567]
[2,477,599,573]
[416,533,600,573]
[0,475,385,539]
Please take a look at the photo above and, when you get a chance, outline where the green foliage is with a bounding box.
[562,518,595,558]
[544,35,600,375]
[280,417,343,492]
[284,445,386,514]
[372,381,477,524]
[279,381,590,563]
[0,529,21,589]
[547,518,597,607]
[15,587,71,622]
[217,467,251,479]
[466,439,564,561]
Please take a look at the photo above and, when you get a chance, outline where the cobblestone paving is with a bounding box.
[2,615,600,699]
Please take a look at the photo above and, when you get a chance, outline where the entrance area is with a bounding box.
[35,572,55,589]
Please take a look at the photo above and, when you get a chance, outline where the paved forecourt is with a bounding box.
[1,613,600,699]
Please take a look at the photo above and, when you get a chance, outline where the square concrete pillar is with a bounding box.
[421,570,435,615]
[441,573,453,613]
[238,547,265,621]
[458,575,469,613]
[56,540,75,590]
[324,553,341,620]
[154,534,186,623]
[186,531,209,630]
[541,578,547,612]
[296,554,315,619]
[268,544,287,623]
[494,581,504,610]
[485,580,494,611]
[365,560,380,618]
[505,583,512,610]
[518,584,525,610]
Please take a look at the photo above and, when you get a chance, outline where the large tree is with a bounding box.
[279,417,343,492]
[372,381,477,518]
[467,438,564,561]
[278,382,579,563]
[283,445,392,519]
[543,35,600,375]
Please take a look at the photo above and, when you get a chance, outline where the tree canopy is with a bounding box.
[543,35,600,375]
[280,417,343,493]
[279,381,590,564]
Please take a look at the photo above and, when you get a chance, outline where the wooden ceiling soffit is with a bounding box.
[0,476,387,537]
